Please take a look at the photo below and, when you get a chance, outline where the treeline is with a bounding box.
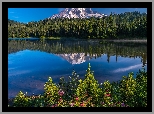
[8,40,147,65]
[8,11,147,39]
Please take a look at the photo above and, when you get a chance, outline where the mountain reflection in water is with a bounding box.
[8,39,147,98]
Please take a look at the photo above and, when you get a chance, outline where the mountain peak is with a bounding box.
[49,8,107,19]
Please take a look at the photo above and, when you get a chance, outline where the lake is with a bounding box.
[8,38,147,98]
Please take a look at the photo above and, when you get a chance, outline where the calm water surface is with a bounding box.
[8,39,147,98]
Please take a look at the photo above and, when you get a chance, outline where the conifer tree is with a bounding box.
[76,63,102,104]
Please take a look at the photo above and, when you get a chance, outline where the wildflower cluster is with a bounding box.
[9,63,147,107]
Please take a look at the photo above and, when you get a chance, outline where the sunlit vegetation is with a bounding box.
[8,39,147,66]
[8,11,147,39]
[8,11,147,107]
[8,63,147,107]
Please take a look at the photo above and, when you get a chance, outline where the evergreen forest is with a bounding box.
[8,11,147,39]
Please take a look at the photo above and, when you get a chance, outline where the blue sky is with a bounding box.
[8,8,147,23]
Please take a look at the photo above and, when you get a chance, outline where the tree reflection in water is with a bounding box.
[8,39,147,66]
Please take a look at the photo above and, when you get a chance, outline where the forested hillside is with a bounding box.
[8,11,147,39]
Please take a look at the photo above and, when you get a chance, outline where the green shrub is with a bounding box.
[13,91,31,107]
[76,63,102,105]
[135,68,147,107]
[10,63,147,107]
[44,77,59,106]
[100,81,112,106]
[119,72,137,107]
[58,70,80,101]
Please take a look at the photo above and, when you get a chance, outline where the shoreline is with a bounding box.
[104,39,147,43]
[8,37,147,42]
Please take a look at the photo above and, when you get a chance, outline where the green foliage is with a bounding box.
[76,63,102,104]
[100,81,112,105]
[119,72,137,107]
[135,67,147,107]
[44,77,59,106]
[13,91,31,107]
[8,11,147,39]
[8,40,147,67]
[28,95,45,107]
[58,70,80,100]
[10,63,147,107]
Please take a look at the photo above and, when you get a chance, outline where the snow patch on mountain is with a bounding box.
[49,8,107,19]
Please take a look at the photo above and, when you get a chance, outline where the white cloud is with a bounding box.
[112,64,142,73]
[9,70,31,76]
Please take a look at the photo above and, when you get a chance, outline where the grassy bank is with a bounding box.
[8,63,147,107]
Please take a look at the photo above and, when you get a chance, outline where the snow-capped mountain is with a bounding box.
[56,53,98,64]
[49,8,107,19]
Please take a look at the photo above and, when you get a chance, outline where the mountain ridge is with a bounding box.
[48,8,107,19]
